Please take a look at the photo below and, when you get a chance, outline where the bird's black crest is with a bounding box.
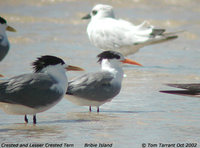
[32,55,65,72]
[0,17,7,24]
[97,51,121,63]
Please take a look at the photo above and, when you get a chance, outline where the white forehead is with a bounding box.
[92,4,113,11]
[118,52,125,60]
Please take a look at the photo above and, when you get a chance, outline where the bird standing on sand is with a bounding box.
[65,51,142,112]
[0,55,84,124]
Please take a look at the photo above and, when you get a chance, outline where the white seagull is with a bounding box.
[0,55,84,124]
[0,16,16,61]
[65,50,142,112]
[82,4,179,56]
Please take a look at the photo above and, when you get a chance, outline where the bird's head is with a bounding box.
[97,51,142,67]
[32,55,84,73]
[82,4,115,20]
[0,16,16,33]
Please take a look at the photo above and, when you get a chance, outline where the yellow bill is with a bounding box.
[6,25,16,32]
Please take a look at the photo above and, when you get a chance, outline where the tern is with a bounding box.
[65,50,142,112]
[0,16,16,61]
[82,4,179,56]
[160,83,200,97]
[0,55,84,124]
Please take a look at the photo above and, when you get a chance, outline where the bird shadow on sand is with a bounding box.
[100,110,165,114]
[0,128,12,133]
[0,110,165,130]
[39,118,91,124]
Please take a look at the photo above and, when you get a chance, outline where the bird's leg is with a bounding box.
[97,107,99,113]
[24,115,28,123]
[33,115,37,124]
[89,106,92,112]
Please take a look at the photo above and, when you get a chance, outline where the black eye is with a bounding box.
[92,10,97,15]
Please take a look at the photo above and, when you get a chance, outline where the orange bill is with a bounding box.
[121,58,142,66]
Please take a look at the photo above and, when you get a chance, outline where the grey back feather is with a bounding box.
[0,73,63,108]
[67,71,121,101]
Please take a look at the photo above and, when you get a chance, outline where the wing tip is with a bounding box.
[151,28,166,36]
[159,90,175,94]
[159,90,200,97]
[166,35,178,40]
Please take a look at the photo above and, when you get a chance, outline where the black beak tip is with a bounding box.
[82,14,91,20]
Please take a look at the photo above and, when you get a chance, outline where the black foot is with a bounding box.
[33,115,36,124]
[24,115,28,123]
[89,106,92,112]
[97,107,99,113]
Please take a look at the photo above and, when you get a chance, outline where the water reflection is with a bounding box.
[66,112,119,122]
[0,123,66,143]
[0,123,63,136]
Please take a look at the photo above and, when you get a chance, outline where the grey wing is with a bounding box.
[167,83,200,91]
[159,90,200,97]
[0,35,3,43]
[0,73,63,108]
[67,72,121,101]
[0,35,9,61]
[160,83,200,97]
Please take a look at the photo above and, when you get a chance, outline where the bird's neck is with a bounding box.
[41,65,68,91]
[101,59,123,81]
[0,29,9,46]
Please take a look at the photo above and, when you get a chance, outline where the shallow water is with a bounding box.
[0,0,200,147]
